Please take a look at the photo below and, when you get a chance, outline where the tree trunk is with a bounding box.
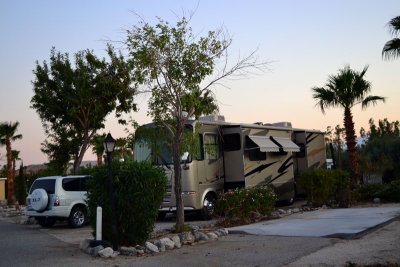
[96,153,103,166]
[6,140,15,205]
[173,124,184,233]
[73,137,90,174]
[343,107,358,189]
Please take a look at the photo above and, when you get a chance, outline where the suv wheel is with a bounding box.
[36,217,56,228]
[68,206,87,228]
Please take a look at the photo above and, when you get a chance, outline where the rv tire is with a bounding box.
[201,193,216,220]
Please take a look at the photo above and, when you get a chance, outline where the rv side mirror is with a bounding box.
[181,152,189,162]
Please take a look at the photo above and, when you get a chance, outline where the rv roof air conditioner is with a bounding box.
[199,115,225,122]
[269,122,292,128]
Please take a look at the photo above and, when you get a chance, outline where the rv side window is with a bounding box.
[204,133,218,160]
[196,134,204,160]
[223,133,241,151]
[249,149,267,161]
[244,136,267,161]
[296,143,306,158]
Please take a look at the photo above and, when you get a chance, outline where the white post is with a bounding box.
[96,206,102,240]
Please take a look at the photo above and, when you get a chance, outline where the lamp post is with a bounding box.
[103,132,118,250]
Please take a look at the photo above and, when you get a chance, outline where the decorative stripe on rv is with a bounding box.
[306,133,318,144]
[244,162,277,178]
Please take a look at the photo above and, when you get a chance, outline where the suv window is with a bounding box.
[30,179,56,194]
[62,177,86,191]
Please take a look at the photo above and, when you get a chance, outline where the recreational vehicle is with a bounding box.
[134,116,326,219]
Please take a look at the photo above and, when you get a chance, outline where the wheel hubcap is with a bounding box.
[73,211,84,225]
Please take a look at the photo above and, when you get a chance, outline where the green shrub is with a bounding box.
[15,168,27,205]
[86,160,167,246]
[382,180,400,202]
[214,187,276,227]
[299,169,349,207]
[354,180,400,202]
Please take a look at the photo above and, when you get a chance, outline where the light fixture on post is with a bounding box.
[103,132,118,250]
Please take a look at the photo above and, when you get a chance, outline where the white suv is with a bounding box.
[25,175,88,228]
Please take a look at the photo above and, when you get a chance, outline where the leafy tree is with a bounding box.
[31,45,137,174]
[312,65,385,191]
[126,16,268,231]
[382,15,400,60]
[359,118,400,183]
[0,122,23,205]
[326,125,346,169]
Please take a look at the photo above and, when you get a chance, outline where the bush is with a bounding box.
[354,180,400,202]
[299,169,349,207]
[15,170,27,205]
[86,160,167,246]
[214,187,276,227]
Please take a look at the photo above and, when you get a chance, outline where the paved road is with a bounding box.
[0,217,333,267]
[0,219,96,267]
[1,204,399,266]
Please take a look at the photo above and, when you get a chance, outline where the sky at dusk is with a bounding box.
[0,0,399,166]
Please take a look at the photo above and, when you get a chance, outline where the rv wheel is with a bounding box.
[201,193,216,220]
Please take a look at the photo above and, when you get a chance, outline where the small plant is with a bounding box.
[214,187,276,227]
[171,223,191,233]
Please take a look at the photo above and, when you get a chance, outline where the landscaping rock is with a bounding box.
[154,239,166,252]
[145,241,159,253]
[206,232,218,240]
[215,229,228,237]
[91,245,104,257]
[277,209,286,214]
[160,237,175,250]
[119,246,137,256]
[189,225,200,231]
[293,208,300,213]
[195,231,210,241]
[179,232,195,245]
[98,247,116,258]
[171,235,182,248]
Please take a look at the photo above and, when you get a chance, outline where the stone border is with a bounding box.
[79,226,229,258]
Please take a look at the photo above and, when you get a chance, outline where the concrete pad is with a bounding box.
[228,206,400,238]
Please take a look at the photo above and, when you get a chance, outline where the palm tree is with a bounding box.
[312,65,385,190]
[382,15,400,60]
[0,122,23,205]
[11,150,20,180]
[91,133,106,166]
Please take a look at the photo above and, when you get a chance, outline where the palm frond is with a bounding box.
[388,16,400,36]
[361,96,386,109]
[382,38,400,60]
[311,87,337,114]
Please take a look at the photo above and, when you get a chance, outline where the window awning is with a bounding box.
[247,135,280,152]
[271,136,300,152]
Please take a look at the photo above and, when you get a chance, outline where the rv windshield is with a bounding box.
[134,125,192,165]
[134,137,173,165]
